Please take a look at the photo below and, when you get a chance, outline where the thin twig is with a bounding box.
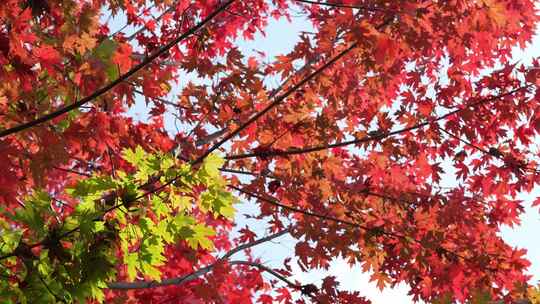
[294,0,393,12]
[52,166,92,177]
[437,126,539,174]
[219,168,278,179]
[229,185,479,265]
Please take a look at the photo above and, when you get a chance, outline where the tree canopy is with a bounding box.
[1,0,540,303]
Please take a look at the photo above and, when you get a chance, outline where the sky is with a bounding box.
[110,5,540,303]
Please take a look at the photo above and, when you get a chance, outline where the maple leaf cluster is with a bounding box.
[0,0,540,303]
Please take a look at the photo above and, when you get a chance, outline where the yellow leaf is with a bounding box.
[63,32,97,55]
[481,0,507,27]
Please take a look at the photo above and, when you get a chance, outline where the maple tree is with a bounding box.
[1,0,540,303]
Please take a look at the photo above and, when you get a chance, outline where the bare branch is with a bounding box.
[229,185,372,230]
[221,228,291,260]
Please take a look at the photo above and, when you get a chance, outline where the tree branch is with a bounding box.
[184,14,361,151]
[192,16,395,164]
[437,126,538,174]
[294,0,391,12]
[229,260,300,289]
[229,185,374,231]
[222,228,291,261]
[51,166,92,177]
[219,168,278,179]
[0,0,236,139]
[229,185,482,266]
[107,228,290,289]
[132,87,179,107]
[191,54,320,148]
[191,42,359,164]
[225,85,532,160]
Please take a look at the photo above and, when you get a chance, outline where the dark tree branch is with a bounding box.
[437,126,539,174]
[132,88,179,107]
[294,0,391,12]
[437,126,492,155]
[225,85,532,160]
[229,185,375,231]
[0,0,236,139]
[229,185,488,266]
[37,271,65,303]
[52,166,92,177]
[229,260,300,289]
[188,17,393,164]
[191,55,320,148]
[191,16,393,163]
[219,168,278,179]
[191,42,359,164]
[179,15,350,152]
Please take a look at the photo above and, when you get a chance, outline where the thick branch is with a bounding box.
[225,85,532,160]
[107,228,290,290]
[0,0,235,139]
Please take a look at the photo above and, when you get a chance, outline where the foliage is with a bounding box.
[0,0,540,303]
[0,147,234,302]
